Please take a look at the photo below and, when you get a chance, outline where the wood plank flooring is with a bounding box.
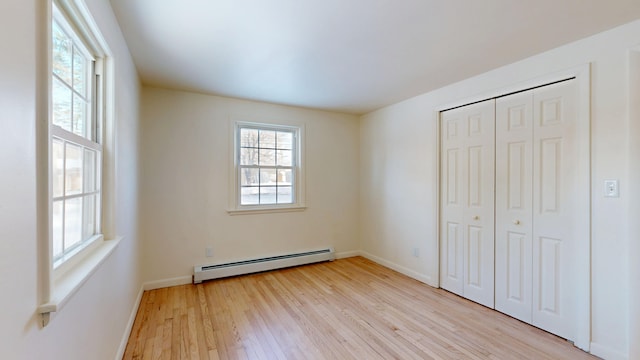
[123,256,596,359]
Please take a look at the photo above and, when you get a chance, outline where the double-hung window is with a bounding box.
[232,122,305,213]
[51,4,102,268]
[39,0,116,325]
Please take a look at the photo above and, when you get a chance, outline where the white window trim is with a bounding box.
[37,0,120,327]
[227,120,306,215]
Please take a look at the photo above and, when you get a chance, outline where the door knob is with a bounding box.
[473,215,479,220]
[514,220,521,225]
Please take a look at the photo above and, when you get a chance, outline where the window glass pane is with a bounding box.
[260,169,276,186]
[96,152,101,191]
[276,149,292,166]
[84,148,95,192]
[277,186,293,204]
[240,168,259,186]
[259,130,276,149]
[95,189,102,228]
[276,131,293,150]
[83,194,95,241]
[259,149,275,166]
[52,138,64,198]
[240,187,259,205]
[73,47,86,95]
[64,197,82,250]
[65,143,83,196]
[53,200,63,258]
[278,169,293,185]
[240,148,258,166]
[240,128,258,148]
[73,94,88,138]
[52,21,72,84]
[53,77,72,131]
[260,186,276,204]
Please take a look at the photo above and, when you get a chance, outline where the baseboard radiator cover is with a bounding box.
[193,248,335,284]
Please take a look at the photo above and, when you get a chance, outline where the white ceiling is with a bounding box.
[109,0,640,114]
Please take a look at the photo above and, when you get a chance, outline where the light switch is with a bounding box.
[604,179,619,198]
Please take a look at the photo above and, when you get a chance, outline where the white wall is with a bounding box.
[360,20,640,359]
[140,88,360,283]
[0,0,142,359]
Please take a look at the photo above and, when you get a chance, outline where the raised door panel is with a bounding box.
[446,148,461,207]
[532,80,577,341]
[444,221,463,294]
[506,232,528,300]
[495,91,533,322]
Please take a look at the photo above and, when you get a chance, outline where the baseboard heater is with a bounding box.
[193,248,335,284]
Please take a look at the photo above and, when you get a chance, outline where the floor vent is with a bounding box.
[193,248,335,284]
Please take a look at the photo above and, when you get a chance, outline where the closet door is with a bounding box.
[494,79,579,341]
[531,80,578,340]
[440,99,495,308]
[495,91,534,323]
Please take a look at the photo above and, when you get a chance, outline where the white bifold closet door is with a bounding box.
[495,79,578,341]
[440,99,495,309]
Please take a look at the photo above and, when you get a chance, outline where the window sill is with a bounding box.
[227,205,307,215]
[38,237,121,326]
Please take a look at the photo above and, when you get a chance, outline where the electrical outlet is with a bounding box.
[412,248,419,258]
[205,246,214,257]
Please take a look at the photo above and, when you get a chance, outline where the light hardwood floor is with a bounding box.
[123,257,596,359]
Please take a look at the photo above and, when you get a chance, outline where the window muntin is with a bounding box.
[52,18,94,140]
[238,125,297,206]
[51,7,102,267]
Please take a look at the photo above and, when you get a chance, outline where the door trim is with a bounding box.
[627,46,640,360]
[435,64,591,351]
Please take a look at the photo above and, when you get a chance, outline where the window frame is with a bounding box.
[229,121,306,215]
[38,0,120,326]
[50,5,103,269]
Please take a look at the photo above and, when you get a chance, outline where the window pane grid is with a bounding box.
[52,134,101,265]
[52,72,92,139]
[239,166,295,205]
[238,126,296,206]
[52,18,93,141]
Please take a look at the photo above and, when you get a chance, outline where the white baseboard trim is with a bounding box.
[143,276,193,291]
[335,250,363,259]
[360,251,435,287]
[590,342,627,360]
[115,285,144,360]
